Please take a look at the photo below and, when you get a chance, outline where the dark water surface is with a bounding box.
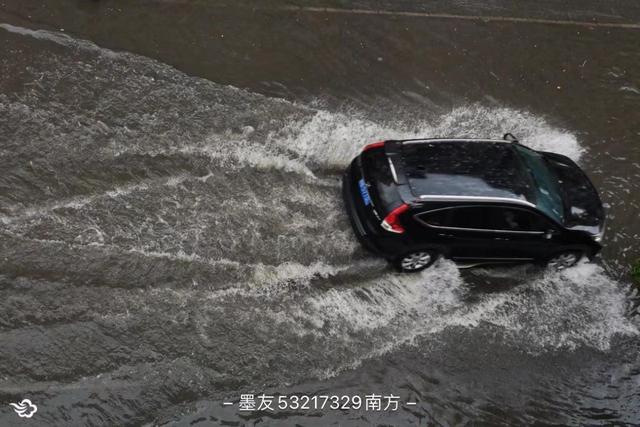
[1,1,639,426]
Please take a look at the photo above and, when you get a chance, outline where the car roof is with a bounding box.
[391,139,538,208]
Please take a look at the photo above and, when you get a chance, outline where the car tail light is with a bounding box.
[381,203,410,234]
[362,141,385,152]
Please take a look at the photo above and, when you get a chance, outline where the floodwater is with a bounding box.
[0,1,639,426]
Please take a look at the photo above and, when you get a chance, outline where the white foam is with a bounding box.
[109,137,316,178]
[263,260,637,379]
[0,23,119,58]
[271,105,583,169]
[252,261,344,291]
[297,261,463,333]
[478,263,638,351]
[1,182,150,224]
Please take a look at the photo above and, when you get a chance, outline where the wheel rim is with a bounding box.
[401,252,432,270]
[548,253,578,270]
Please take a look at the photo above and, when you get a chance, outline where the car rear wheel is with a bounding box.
[547,251,582,270]
[395,250,438,272]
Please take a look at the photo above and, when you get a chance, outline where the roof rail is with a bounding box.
[503,133,519,143]
[415,194,536,208]
[401,138,508,145]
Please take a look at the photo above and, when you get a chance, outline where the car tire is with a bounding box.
[546,251,583,270]
[395,250,439,273]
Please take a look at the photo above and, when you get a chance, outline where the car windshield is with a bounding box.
[513,144,564,223]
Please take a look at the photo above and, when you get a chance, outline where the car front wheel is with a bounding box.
[547,251,583,270]
[395,250,438,273]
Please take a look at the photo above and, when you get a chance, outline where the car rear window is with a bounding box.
[361,149,403,213]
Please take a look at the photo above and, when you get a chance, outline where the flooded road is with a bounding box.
[1,1,639,425]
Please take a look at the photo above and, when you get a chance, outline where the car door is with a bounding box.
[483,206,560,260]
[414,205,553,262]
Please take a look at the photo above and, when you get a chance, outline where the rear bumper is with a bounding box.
[342,160,387,257]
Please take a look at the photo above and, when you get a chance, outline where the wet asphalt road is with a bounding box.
[0,1,640,426]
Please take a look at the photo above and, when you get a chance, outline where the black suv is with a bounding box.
[342,135,605,272]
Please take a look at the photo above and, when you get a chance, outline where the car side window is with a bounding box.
[417,206,549,232]
[418,209,450,227]
[487,208,548,232]
[418,206,488,229]
[448,207,489,229]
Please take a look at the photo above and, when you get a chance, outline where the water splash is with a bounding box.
[270,105,583,171]
[289,261,635,352]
